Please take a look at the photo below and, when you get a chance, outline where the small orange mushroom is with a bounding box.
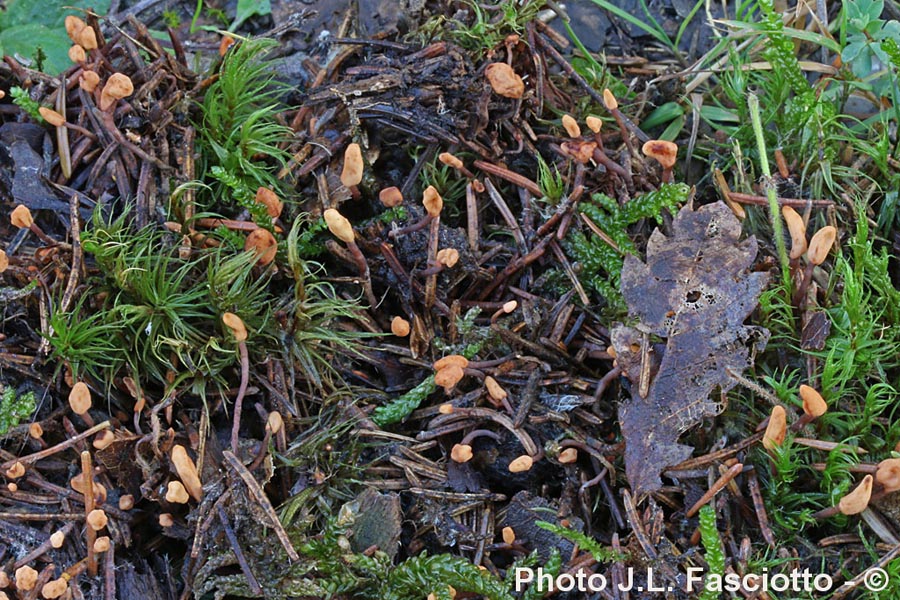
[585,116,603,133]
[38,107,65,127]
[5,462,24,479]
[485,63,524,99]
[68,44,86,63]
[69,382,92,415]
[435,365,465,392]
[379,186,403,207]
[876,458,900,493]
[166,480,190,504]
[171,445,203,502]
[119,495,135,511]
[391,316,411,337]
[266,411,283,435]
[87,509,108,531]
[762,405,787,451]
[50,530,66,549]
[341,143,364,189]
[642,140,679,183]
[14,565,38,591]
[324,209,355,244]
[255,187,283,219]
[80,70,100,93]
[65,16,86,43]
[484,376,507,403]
[501,526,516,544]
[222,312,247,342]
[602,89,618,111]
[561,114,581,138]
[508,454,534,473]
[807,226,836,266]
[77,25,98,51]
[0,250,8,273]
[558,448,578,464]
[799,385,827,418]
[93,536,111,552]
[159,513,174,527]
[838,474,873,515]
[41,578,68,599]
[782,206,807,259]
[10,205,33,229]
[423,186,443,218]
[436,248,460,268]
[99,73,133,111]
[434,355,469,371]
[450,443,473,463]
[244,228,277,265]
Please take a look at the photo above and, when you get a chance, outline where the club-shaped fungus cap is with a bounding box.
[558,448,578,464]
[561,114,581,138]
[762,405,787,451]
[80,70,100,93]
[323,208,355,244]
[166,480,190,504]
[87,509,108,531]
[560,140,597,164]
[99,73,133,111]
[244,228,277,265]
[222,312,247,342]
[68,44,86,63]
[341,143,364,188]
[838,474,873,515]
[450,443,473,463]
[391,316,411,337]
[439,152,464,170]
[876,458,900,493]
[436,248,460,268]
[379,186,403,207]
[508,454,533,473]
[41,578,68,599]
[70,472,107,504]
[799,385,827,418]
[93,429,115,450]
[434,365,464,391]
[423,186,443,218]
[171,445,203,502]
[808,226,836,266]
[77,25,97,51]
[502,300,517,313]
[65,16,86,43]
[69,382,92,415]
[265,410,283,435]
[5,461,24,479]
[585,116,603,133]
[484,63,524,99]
[484,376,507,402]
[15,565,38,591]
[39,107,65,127]
[159,513,174,527]
[11,205,33,229]
[642,140,678,170]
[0,250,8,273]
[602,88,618,111]
[50,530,66,548]
[498,527,515,545]
[434,355,469,371]
[119,494,135,510]
[781,206,807,259]
[93,536,111,552]
[255,187,283,219]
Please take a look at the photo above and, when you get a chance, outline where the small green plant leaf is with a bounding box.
[229,0,272,32]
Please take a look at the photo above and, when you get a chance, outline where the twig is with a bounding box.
[222,451,299,561]
[685,462,743,517]
[1,421,111,469]
[217,504,263,595]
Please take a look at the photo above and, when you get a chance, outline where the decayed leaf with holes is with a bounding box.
[612,201,769,496]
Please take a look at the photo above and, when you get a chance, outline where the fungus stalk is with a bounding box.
[11,205,56,245]
[389,185,443,237]
[223,313,249,455]
[324,208,377,307]
[81,451,98,577]
[792,225,836,308]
